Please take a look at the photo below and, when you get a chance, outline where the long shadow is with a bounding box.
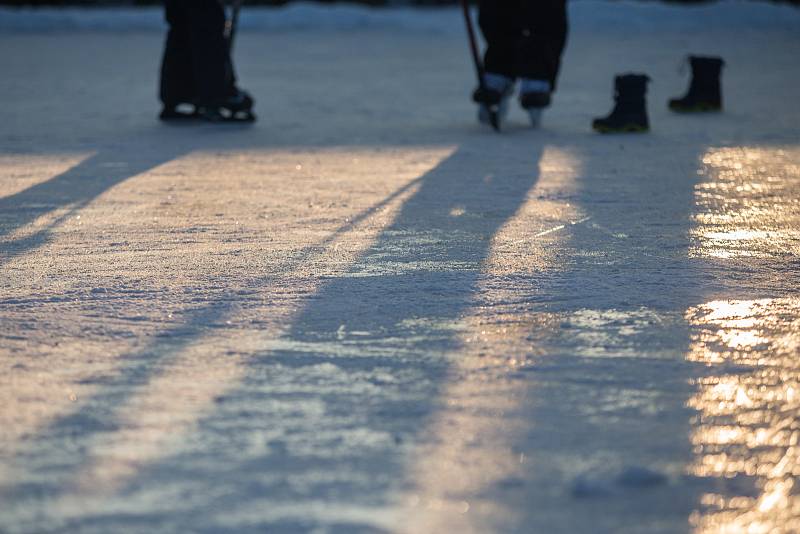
[0,134,428,503]
[501,131,797,532]
[492,133,711,533]
[3,123,791,534]
[2,138,545,533]
[4,131,793,533]
[0,133,194,266]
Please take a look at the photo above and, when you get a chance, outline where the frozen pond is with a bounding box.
[1,3,799,532]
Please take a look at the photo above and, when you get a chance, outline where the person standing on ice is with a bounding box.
[471,0,568,128]
[159,0,255,122]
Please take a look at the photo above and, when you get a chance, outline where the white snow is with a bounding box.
[1,1,799,533]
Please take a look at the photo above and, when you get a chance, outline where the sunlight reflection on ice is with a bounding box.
[691,148,800,260]
[688,146,800,534]
[687,298,800,534]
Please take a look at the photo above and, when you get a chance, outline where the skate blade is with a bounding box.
[477,105,491,125]
[159,108,200,121]
[224,111,257,123]
[526,108,543,128]
[202,110,257,124]
[477,96,511,129]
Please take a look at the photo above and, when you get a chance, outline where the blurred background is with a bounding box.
[2,0,799,7]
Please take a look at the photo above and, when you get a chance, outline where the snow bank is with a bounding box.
[0,1,798,34]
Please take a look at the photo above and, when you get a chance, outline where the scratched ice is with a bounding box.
[1,3,799,533]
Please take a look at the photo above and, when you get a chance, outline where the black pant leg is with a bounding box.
[478,1,519,79]
[184,0,235,105]
[159,0,196,106]
[516,0,568,88]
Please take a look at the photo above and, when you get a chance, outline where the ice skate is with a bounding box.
[593,74,651,133]
[161,89,255,123]
[519,79,552,128]
[473,73,514,130]
[197,89,256,123]
[159,102,200,121]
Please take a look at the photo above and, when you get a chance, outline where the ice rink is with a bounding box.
[1,2,799,532]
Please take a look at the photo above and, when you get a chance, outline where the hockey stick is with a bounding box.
[225,0,242,54]
[459,0,499,131]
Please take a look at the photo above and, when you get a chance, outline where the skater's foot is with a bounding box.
[222,88,255,114]
[525,108,544,128]
[198,106,256,123]
[473,73,514,129]
[519,79,552,128]
[162,89,256,124]
[200,88,256,123]
[159,102,200,121]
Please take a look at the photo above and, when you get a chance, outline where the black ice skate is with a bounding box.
[669,56,725,113]
[161,89,256,123]
[473,73,514,130]
[593,74,651,134]
[197,89,256,123]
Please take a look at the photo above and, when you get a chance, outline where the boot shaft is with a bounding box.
[690,55,724,80]
[593,73,650,133]
[614,73,650,105]
[670,55,724,112]
[615,74,650,98]
[611,73,650,117]
[689,55,724,96]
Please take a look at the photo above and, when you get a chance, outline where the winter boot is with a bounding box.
[473,73,515,128]
[669,55,725,113]
[519,78,552,128]
[592,74,651,134]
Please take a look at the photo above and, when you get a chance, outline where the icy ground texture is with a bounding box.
[1,3,799,534]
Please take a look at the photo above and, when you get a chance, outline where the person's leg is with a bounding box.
[160,0,253,121]
[473,1,517,126]
[159,0,197,109]
[514,0,567,124]
[183,0,235,106]
[516,0,568,91]
[478,1,518,81]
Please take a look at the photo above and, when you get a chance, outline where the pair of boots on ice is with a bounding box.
[159,0,255,123]
[592,55,725,133]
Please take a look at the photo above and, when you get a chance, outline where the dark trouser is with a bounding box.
[478,0,568,89]
[160,0,236,107]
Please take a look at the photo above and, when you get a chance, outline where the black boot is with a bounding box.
[592,74,651,134]
[669,55,725,113]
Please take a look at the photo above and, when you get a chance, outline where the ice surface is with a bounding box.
[1,1,799,533]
